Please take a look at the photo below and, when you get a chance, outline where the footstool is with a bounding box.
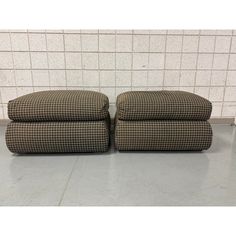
[6,90,110,153]
[115,91,213,151]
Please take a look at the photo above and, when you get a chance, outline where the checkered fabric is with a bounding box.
[115,120,212,151]
[6,119,110,154]
[116,91,212,121]
[8,90,109,122]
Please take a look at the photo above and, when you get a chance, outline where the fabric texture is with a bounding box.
[6,119,110,154]
[116,91,212,121]
[115,120,212,151]
[8,90,109,122]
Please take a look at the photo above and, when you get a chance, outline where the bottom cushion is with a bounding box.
[115,120,212,151]
[6,120,110,153]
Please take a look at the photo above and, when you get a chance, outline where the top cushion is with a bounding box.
[8,90,109,122]
[116,91,212,121]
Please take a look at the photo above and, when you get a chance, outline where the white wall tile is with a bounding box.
[99,53,115,69]
[132,71,148,86]
[49,70,66,86]
[222,103,236,116]
[116,30,133,34]
[46,34,64,51]
[64,34,81,51]
[99,35,115,52]
[197,54,213,69]
[81,34,98,51]
[100,71,115,86]
[228,54,236,69]
[32,70,50,86]
[179,71,195,86]
[200,30,216,35]
[230,36,236,53]
[227,71,236,86]
[115,87,131,97]
[31,52,48,69]
[209,87,224,101]
[15,70,32,86]
[133,35,149,52]
[13,52,31,69]
[65,53,82,69]
[181,54,197,69]
[179,87,194,92]
[83,71,99,86]
[212,54,229,70]
[149,35,166,52]
[149,53,165,69]
[17,87,34,96]
[149,30,167,34]
[199,36,215,52]
[0,33,11,51]
[66,70,83,86]
[196,70,211,86]
[215,36,231,53]
[224,87,236,101]
[82,53,98,69]
[116,53,132,69]
[11,33,29,51]
[133,53,149,69]
[0,70,15,86]
[100,87,116,103]
[148,71,164,86]
[195,87,209,99]
[211,71,227,86]
[116,35,132,52]
[48,52,65,69]
[116,71,131,86]
[182,36,198,52]
[29,34,47,51]
[165,53,181,69]
[216,30,233,35]
[183,30,199,35]
[211,102,222,117]
[0,52,13,68]
[166,36,182,52]
[164,70,180,86]
[0,87,17,103]
[80,30,97,34]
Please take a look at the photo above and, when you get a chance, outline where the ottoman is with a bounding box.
[6,90,110,153]
[115,91,213,151]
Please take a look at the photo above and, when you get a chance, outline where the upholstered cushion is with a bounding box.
[6,119,110,153]
[115,120,212,151]
[8,90,109,122]
[116,91,212,121]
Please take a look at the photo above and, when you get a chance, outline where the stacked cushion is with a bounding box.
[115,91,213,151]
[6,90,110,153]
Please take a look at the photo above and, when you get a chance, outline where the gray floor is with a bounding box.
[0,124,236,206]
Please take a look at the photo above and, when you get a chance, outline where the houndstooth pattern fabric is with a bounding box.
[116,91,212,121]
[8,90,109,122]
[115,120,212,151]
[6,119,110,154]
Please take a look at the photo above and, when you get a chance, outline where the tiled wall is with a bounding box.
[0,29,236,120]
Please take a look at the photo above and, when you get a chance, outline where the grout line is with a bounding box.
[130,30,134,91]
[45,32,51,89]
[26,30,35,92]
[79,33,84,89]
[62,31,68,89]
[178,34,184,88]
[9,31,18,97]
[1,31,235,37]
[221,30,234,117]
[3,50,236,54]
[58,156,79,206]
[98,31,101,92]
[193,30,201,93]
[207,34,217,100]
[162,32,168,88]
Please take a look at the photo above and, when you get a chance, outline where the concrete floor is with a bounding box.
[0,124,235,206]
